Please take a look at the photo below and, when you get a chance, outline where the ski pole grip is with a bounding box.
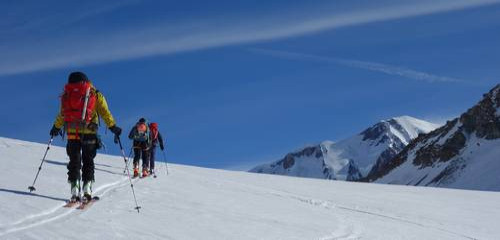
[116,135,124,150]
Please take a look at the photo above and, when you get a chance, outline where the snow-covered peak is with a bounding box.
[392,116,442,139]
[360,116,439,146]
[251,116,439,181]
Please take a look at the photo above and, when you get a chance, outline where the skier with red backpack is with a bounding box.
[128,118,152,178]
[49,72,122,203]
[148,122,165,176]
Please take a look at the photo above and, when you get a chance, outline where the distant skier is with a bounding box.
[129,118,151,178]
[148,122,165,176]
[50,72,122,203]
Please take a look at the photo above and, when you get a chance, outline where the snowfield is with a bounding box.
[1,137,499,240]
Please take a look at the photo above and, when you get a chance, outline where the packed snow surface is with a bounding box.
[1,137,499,240]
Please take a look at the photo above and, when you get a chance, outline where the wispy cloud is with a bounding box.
[336,59,462,83]
[0,0,498,76]
[251,49,463,83]
[0,1,139,35]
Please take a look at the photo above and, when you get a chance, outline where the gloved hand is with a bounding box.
[109,125,122,136]
[160,145,165,151]
[50,125,61,137]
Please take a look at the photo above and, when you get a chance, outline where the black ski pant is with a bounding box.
[66,134,97,183]
[133,142,150,169]
[149,146,157,170]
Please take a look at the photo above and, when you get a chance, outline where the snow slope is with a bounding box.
[1,137,500,240]
[250,116,439,181]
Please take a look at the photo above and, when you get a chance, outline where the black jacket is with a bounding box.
[151,131,164,149]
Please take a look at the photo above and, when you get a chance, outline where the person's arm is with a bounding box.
[95,91,116,128]
[128,127,136,140]
[50,106,64,137]
[95,90,122,138]
[158,132,165,150]
[53,106,65,129]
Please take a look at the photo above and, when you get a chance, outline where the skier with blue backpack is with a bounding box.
[128,118,151,178]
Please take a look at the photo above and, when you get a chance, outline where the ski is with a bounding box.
[140,173,151,179]
[63,200,81,208]
[77,196,100,210]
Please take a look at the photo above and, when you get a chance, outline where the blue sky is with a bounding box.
[1,0,499,170]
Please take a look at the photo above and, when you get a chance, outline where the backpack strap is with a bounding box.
[95,89,101,127]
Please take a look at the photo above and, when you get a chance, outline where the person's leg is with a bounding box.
[141,144,150,176]
[81,135,97,199]
[132,147,140,177]
[66,140,82,198]
[133,147,141,167]
[149,146,156,173]
[81,135,97,182]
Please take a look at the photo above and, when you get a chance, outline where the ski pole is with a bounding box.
[162,150,169,175]
[116,135,141,213]
[123,147,133,174]
[28,137,54,192]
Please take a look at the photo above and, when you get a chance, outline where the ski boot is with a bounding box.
[133,162,139,178]
[69,180,81,202]
[149,168,155,175]
[142,168,149,177]
[82,181,93,202]
[133,167,139,178]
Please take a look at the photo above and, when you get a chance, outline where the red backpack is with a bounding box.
[61,81,97,129]
[149,122,159,142]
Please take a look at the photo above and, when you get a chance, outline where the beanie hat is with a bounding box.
[68,72,89,83]
[139,118,146,123]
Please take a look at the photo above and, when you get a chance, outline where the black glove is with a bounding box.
[50,125,61,137]
[160,145,165,151]
[109,125,122,136]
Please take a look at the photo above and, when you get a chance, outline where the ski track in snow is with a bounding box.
[285,193,477,240]
[0,176,133,237]
[1,137,497,240]
[4,165,479,240]
[334,206,477,240]
[157,169,351,239]
[174,167,362,240]
[276,188,477,240]
[177,168,478,240]
[319,224,360,240]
